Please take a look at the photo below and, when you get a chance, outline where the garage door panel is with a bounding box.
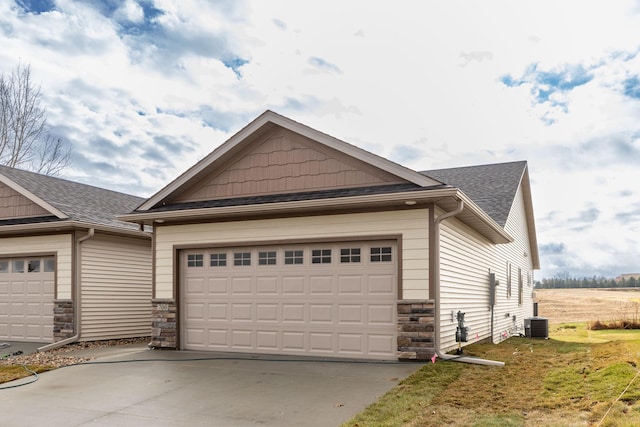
[256,303,278,322]
[369,305,395,324]
[309,332,333,353]
[208,303,227,320]
[368,334,396,354]
[208,329,227,347]
[11,281,25,294]
[309,304,332,323]
[208,277,228,294]
[185,277,205,295]
[232,330,252,348]
[182,241,397,360]
[231,277,252,294]
[338,305,363,323]
[282,331,305,351]
[283,277,305,294]
[185,328,206,347]
[338,276,363,294]
[368,275,396,294]
[338,333,364,354]
[231,304,252,321]
[256,277,278,294]
[309,276,333,294]
[185,303,205,321]
[256,330,278,350]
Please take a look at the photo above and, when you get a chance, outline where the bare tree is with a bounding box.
[0,63,71,175]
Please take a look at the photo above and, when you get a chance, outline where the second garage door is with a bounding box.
[181,240,397,360]
[0,256,55,342]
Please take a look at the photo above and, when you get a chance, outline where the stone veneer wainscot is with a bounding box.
[397,300,435,361]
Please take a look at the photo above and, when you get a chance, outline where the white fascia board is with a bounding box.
[137,111,441,211]
[0,174,68,219]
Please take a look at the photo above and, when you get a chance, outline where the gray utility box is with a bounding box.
[524,317,549,338]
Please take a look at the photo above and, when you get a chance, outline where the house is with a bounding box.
[122,110,539,361]
[615,274,640,283]
[0,166,152,348]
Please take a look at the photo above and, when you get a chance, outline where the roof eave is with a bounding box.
[122,187,512,244]
[124,187,460,223]
[0,219,150,238]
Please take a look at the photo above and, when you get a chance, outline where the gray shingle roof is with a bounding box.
[421,161,527,227]
[0,165,145,231]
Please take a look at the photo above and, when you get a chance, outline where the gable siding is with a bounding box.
[438,183,535,352]
[0,234,73,299]
[172,128,405,203]
[154,209,430,300]
[79,234,152,340]
[0,182,51,219]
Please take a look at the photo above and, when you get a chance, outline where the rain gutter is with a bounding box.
[38,228,95,352]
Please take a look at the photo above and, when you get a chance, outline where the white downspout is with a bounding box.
[433,200,505,367]
[38,228,95,352]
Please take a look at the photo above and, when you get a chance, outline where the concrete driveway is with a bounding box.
[0,345,423,426]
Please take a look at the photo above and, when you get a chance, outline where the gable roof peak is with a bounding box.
[137,110,442,211]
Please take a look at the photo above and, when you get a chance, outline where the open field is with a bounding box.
[535,288,640,324]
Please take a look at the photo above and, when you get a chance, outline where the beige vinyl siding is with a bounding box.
[492,184,535,339]
[79,233,152,340]
[439,214,494,352]
[439,183,535,352]
[155,209,430,300]
[0,234,72,298]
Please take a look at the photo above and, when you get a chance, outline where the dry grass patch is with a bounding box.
[343,326,640,427]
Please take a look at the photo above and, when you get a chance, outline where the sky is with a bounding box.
[1,0,639,281]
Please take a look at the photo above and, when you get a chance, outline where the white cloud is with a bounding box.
[1,0,640,278]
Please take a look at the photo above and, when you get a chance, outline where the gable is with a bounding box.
[0,181,52,220]
[167,126,408,204]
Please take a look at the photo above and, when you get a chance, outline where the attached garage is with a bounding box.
[180,240,397,359]
[0,256,55,341]
[123,110,540,362]
[0,165,152,347]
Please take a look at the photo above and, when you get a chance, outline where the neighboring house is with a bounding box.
[0,166,152,347]
[615,274,640,283]
[122,110,539,361]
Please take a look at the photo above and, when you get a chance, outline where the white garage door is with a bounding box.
[181,241,397,360]
[0,256,55,342]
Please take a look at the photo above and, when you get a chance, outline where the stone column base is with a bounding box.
[397,300,435,360]
[150,299,177,348]
[53,299,75,341]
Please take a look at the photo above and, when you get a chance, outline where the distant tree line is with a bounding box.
[535,274,639,289]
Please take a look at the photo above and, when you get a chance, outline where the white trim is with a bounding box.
[137,111,442,211]
[0,173,68,219]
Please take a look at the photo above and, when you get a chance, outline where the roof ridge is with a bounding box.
[420,160,527,174]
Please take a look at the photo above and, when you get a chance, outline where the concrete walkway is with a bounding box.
[0,346,423,426]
